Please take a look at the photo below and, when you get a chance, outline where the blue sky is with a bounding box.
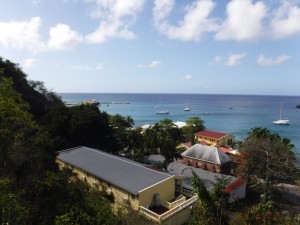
[1,0,300,95]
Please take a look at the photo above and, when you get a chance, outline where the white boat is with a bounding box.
[184,107,191,111]
[156,110,169,114]
[273,102,289,125]
[83,99,100,106]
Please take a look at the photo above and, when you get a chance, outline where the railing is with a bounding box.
[160,195,198,221]
[139,195,198,224]
[175,185,194,197]
[139,206,161,223]
[159,195,186,209]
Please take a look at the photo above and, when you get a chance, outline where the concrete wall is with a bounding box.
[228,182,246,203]
[138,177,175,208]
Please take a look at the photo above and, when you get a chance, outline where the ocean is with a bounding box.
[59,93,300,156]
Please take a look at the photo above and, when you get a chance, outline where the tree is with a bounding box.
[109,114,134,154]
[42,104,116,152]
[235,127,299,198]
[182,117,205,143]
[144,119,184,170]
[188,171,229,225]
[0,58,63,119]
[0,77,55,182]
[0,179,27,225]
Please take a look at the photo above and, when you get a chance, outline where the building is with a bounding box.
[195,130,235,147]
[168,161,246,203]
[56,146,198,225]
[181,144,232,174]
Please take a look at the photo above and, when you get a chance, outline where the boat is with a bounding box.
[82,99,100,106]
[296,104,300,108]
[273,102,289,125]
[184,107,191,111]
[156,110,169,114]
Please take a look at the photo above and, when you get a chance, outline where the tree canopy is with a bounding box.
[235,127,299,197]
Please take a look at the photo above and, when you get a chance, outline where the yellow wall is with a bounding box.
[196,134,235,146]
[56,160,139,211]
[138,177,175,208]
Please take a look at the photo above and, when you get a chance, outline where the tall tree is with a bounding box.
[235,127,299,197]
[144,119,184,170]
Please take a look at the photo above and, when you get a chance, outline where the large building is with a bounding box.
[181,144,233,174]
[56,146,198,225]
[195,130,235,147]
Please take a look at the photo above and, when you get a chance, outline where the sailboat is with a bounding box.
[273,102,290,125]
[155,97,169,114]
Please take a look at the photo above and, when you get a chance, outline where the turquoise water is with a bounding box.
[60,93,300,155]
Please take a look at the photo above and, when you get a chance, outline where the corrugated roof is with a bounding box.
[168,162,239,191]
[195,130,228,140]
[181,144,232,165]
[57,146,173,195]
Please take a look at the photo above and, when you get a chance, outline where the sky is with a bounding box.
[1,0,300,95]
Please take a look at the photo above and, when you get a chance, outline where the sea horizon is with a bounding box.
[58,92,300,97]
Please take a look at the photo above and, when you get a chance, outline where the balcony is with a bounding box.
[139,194,198,224]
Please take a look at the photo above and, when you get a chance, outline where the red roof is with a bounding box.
[223,178,245,193]
[218,146,233,153]
[181,142,192,148]
[195,130,228,140]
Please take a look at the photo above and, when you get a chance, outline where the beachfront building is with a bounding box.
[168,161,246,203]
[56,146,198,225]
[195,130,235,147]
[181,144,232,174]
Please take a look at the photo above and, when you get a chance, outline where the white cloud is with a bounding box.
[0,17,82,52]
[225,53,246,66]
[66,63,103,70]
[182,74,192,79]
[48,23,83,50]
[138,60,162,68]
[153,0,219,41]
[257,54,290,66]
[85,0,145,43]
[0,17,46,52]
[209,55,222,65]
[215,0,266,41]
[270,1,300,39]
[22,58,36,69]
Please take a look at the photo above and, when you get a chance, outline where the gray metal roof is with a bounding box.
[181,144,231,165]
[168,161,237,191]
[57,146,173,195]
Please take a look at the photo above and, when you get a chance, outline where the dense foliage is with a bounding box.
[0,76,120,225]
[234,127,299,197]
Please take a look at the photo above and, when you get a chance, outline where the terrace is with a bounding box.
[139,194,198,224]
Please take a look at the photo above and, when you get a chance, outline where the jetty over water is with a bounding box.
[65,101,130,107]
